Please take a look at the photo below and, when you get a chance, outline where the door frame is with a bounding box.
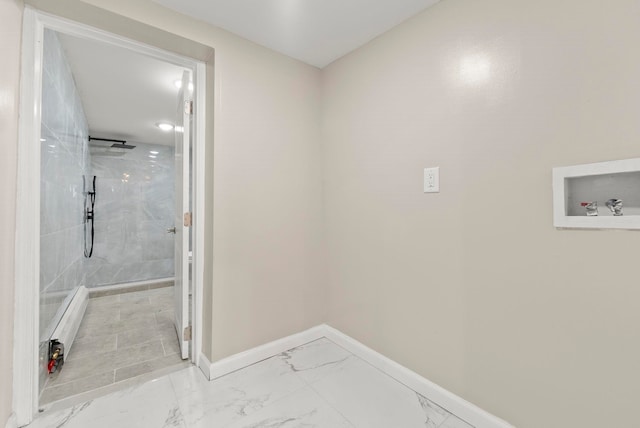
[13,8,207,426]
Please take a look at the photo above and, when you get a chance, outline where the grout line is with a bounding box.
[41,368,115,391]
[306,381,358,427]
[160,338,168,357]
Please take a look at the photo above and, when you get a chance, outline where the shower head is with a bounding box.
[111,143,136,149]
[89,136,136,149]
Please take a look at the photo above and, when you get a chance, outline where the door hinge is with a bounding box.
[183,325,192,341]
[184,212,192,227]
[185,100,193,115]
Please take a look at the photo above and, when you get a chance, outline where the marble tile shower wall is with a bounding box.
[40,29,90,340]
[40,29,91,393]
[82,142,175,287]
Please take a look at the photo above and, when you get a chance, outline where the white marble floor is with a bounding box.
[29,338,474,428]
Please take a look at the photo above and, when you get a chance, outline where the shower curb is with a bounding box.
[87,277,174,298]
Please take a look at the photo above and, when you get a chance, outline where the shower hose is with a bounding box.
[84,175,96,258]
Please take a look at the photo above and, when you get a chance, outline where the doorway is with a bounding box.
[14,8,207,426]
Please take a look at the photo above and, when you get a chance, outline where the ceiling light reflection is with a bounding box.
[156,122,174,132]
[174,79,194,91]
[459,54,491,85]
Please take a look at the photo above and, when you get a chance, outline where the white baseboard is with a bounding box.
[322,325,514,428]
[4,413,17,428]
[197,352,212,380]
[204,324,513,428]
[207,325,326,380]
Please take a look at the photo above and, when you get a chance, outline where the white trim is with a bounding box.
[35,9,198,69]
[13,8,43,426]
[322,325,514,428]
[192,60,207,378]
[14,8,208,426]
[4,413,17,428]
[204,324,513,428]
[197,352,212,380]
[207,325,326,380]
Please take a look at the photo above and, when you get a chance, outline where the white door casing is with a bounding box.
[174,70,192,360]
[14,9,208,425]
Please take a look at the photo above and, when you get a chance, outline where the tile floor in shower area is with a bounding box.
[40,284,189,404]
[33,337,474,428]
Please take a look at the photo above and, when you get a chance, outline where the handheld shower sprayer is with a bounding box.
[84,175,96,258]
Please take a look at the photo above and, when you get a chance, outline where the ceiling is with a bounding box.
[151,0,441,68]
[58,33,188,147]
[56,1,441,147]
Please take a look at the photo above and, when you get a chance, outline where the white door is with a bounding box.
[174,70,192,359]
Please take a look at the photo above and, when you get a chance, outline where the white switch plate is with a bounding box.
[424,167,440,193]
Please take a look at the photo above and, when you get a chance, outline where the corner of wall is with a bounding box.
[1,0,24,425]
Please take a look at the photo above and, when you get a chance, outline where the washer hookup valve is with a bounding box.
[580,201,598,216]
[606,199,623,216]
[47,339,64,374]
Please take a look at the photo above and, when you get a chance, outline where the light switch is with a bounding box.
[424,167,440,193]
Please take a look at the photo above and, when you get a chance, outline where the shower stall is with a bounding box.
[39,29,177,395]
[84,138,175,287]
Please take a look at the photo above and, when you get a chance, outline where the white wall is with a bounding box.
[322,0,640,427]
[7,1,639,427]
[71,0,326,361]
[1,0,23,425]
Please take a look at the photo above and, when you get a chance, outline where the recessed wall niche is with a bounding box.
[553,158,640,229]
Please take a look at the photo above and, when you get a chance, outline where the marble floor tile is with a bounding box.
[169,358,307,428]
[32,377,185,428]
[310,356,455,428]
[440,415,475,428]
[278,337,356,384]
[33,337,477,428]
[417,393,452,427]
[224,386,354,428]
